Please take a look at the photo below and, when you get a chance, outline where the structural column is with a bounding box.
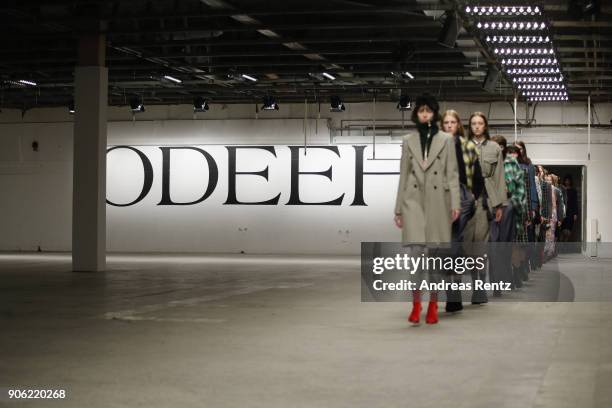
[72,33,107,271]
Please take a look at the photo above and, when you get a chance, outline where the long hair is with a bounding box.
[440,109,465,138]
[468,111,490,140]
[491,135,507,157]
[515,140,532,164]
[536,165,546,178]
[551,174,559,187]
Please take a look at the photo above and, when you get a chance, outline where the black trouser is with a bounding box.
[488,203,515,285]
[527,222,537,269]
[447,184,475,305]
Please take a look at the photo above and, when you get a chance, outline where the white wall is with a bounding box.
[1,101,611,255]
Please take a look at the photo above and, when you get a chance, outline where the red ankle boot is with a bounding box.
[426,301,438,324]
[408,302,422,323]
[408,290,422,323]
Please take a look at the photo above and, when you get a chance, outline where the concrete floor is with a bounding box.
[1,252,611,408]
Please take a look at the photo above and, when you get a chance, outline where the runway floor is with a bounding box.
[1,252,611,408]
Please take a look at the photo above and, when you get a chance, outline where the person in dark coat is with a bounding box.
[560,175,578,242]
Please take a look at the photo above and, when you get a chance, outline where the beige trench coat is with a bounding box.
[394,131,460,244]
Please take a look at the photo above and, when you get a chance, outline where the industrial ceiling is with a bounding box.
[0,0,610,109]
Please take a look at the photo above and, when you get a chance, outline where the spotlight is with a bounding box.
[397,95,411,111]
[404,71,415,79]
[129,98,145,113]
[262,96,279,111]
[193,96,209,112]
[68,101,75,114]
[438,11,461,48]
[330,96,345,112]
[18,79,37,86]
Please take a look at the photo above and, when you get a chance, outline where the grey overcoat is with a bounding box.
[475,138,507,209]
[394,131,461,244]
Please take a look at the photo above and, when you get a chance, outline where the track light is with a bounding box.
[330,96,345,112]
[528,96,568,102]
[68,102,75,114]
[500,58,558,66]
[506,67,561,75]
[193,96,209,112]
[404,71,415,79]
[396,95,411,111]
[490,36,554,45]
[18,79,37,86]
[130,98,145,113]
[476,21,547,31]
[466,5,542,16]
[322,72,336,80]
[522,91,567,96]
[262,96,279,111]
[518,84,564,90]
[242,74,257,82]
[494,48,555,56]
[163,75,182,84]
[513,76,564,83]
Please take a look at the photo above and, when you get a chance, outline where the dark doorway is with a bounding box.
[537,165,584,253]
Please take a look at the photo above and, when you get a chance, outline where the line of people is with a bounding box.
[393,93,578,325]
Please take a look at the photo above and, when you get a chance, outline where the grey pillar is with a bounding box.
[72,34,107,272]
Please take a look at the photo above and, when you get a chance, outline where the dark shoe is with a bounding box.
[445,301,463,313]
[471,290,488,304]
[513,274,523,289]
[520,264,530,281]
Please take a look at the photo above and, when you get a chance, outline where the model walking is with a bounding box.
[440,109,478,313]
[394,94,460,324]
[463,112,507,304]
